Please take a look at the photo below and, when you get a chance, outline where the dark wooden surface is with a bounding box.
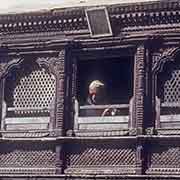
[1,0,180,179]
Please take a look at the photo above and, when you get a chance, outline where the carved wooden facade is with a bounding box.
[1,0,180,179]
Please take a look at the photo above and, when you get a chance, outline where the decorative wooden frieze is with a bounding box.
[114,11,180,32]
[74,130,131,137]
[1,1,180,36]
[156,128,180,135]
[0,14,88,34]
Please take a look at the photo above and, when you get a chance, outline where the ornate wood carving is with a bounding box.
[0,1,180,35]
[37,50,66,134]
[0,11,88,35]
[1,52,67,175]
[74,130,131,137]
[2,1,180,179]
[146,141,180,175]
[0,141,56,175]
[0,57,23,79]
[1,1,180,46]
[71,58,77,131]
[152,46,180,130]
[65,141,136,175]
[0,50,66,138]
[152,47,180,74]
[130,44,148,175]
[133,45,146,133]
[0,57,24,134]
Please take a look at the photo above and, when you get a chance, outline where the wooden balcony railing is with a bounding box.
[74,99,133,131]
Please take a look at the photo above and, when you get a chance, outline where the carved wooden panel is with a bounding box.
[146,143,180,175]
[55,50,65,131]
[0,142,56,174]
[65,141,136,174]
[5,64,55,112]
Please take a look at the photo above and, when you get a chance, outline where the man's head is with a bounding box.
[89,80,104,95]
[88,80,105,104]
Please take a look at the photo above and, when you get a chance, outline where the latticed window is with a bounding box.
[157,62,180,128]
[2,60,56,131]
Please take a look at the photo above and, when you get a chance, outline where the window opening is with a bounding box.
[74,57,134,131]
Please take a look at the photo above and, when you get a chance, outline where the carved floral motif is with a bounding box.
[0,58,23,79]
[152,47,180,74]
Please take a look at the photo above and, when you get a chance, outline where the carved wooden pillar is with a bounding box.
[133,44,146,134]
[136,143,144,175]
[55,143,64,174]
[70,57,77,132]
[133,44,149,175]
[54,50,66,133]
[144,44,154,133]
[36,48,68,174]
[37,50,66,136]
